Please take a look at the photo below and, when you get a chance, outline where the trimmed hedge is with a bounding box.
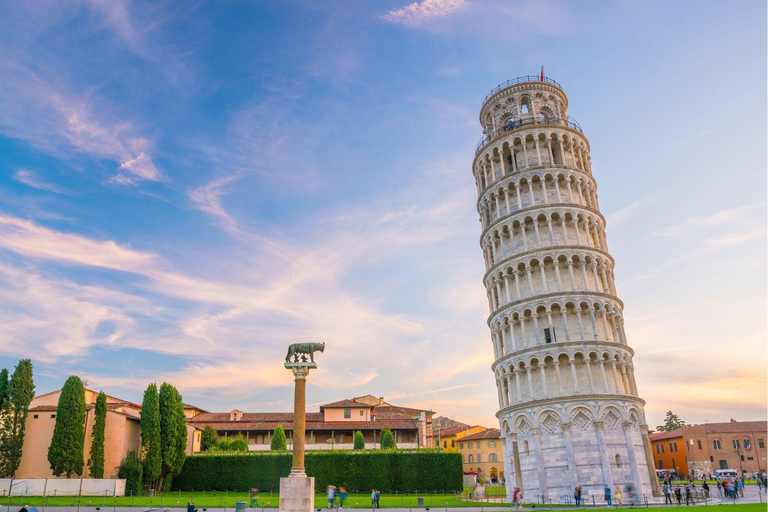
[171,450,462,492]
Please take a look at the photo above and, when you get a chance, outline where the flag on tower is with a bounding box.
[540,66,544,81]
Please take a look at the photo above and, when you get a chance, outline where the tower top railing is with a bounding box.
[482,76,563,106]
[475,116,583,154]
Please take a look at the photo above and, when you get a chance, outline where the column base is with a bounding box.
[279,475,315,512]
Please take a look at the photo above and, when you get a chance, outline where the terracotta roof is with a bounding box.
[184,403,209,413]
[696,421,767,434]
[190,412,323,423]
[374,405,434,416]
[460,429,501,441]
[651,429,685,441]
[320,399,374,409]
[30,405,58,412]
[435,425,481,437]
[188,419,418,432]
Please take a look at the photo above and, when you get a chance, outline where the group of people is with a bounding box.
[325,485,350,509]
[715,479,744,499]
[661,482,698,505]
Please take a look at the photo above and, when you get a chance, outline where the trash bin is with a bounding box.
[147,489,154,498]
[236,501,247,512]
[417,497,425,508]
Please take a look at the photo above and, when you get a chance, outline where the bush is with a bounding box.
[271,426,287,451]
[229,433,249,452]
[353,431,365,450]
[380,426,396,450]
[171,450,462,492]
[117,451,144,496]
[216,438,232,451]
[201,426,218,452]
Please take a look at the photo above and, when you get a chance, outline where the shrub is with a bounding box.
[229,433,249,452]
[271,425,287,451]
[217,438,232,451]
[117,451,144,496]
[353,431,365,450]
[380,426,396,450]
[171,450,462,492]
[200,426,218,452]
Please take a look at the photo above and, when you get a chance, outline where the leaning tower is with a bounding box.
[472,76,660,501]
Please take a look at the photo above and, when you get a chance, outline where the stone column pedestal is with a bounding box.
[280,362,316,512]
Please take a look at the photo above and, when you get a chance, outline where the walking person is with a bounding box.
[375,489,380,508]
[615,486,622,506]
[370,490,377,509]
[737,479,744,497]
[574,486,582,506]
[187,503,197,512]
[702,481,709,499]
[249,489,260,509]
[663,483,672,505]
[327,485,336,509]
[338,487,347,509]
[674,487,682,505]
[684,486,691,506]
[716,481,722,498]
[604,485,612,507]
[512,487,522,507]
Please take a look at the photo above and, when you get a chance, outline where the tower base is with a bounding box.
[279,475,315,512]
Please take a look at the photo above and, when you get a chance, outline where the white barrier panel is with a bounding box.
[0,479,126,496]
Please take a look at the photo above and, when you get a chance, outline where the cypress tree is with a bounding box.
[141,383,162,487]
[353,430,365,450]
[0,359,35,477]
[270,425,287,451]
[157,383,188,490]
[48,376,86,477]
[88,391,107,478]
[200,425,218,451]
[380,425,396,450]
[0,369,9,409]
[173,392,188,476]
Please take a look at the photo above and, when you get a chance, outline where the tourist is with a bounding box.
[187,503,197,512]
[716,481,722,498]
[338,487,347,509]
[702,481,710,499]
[737,479,744,497]
[327,485,336,509]
[663,482,672,505]
[375,489,381,508]
[512,487,522,506]
[370,490,377,509]
[249,488,259,509]
[615,486,622,506]
[674,487,681,505]
[604,485,612,507]
[574,486,582,506]
[684,486,691,506]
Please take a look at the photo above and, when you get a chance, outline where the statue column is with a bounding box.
[290,365,310,475]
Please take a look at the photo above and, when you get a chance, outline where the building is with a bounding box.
[17,388,203,479]
[472,75,659,500]
[352,395,434,446]
[651,420,767,477]
[433,425,486,451]
[433,416,468,432]
[188,397,424,451]
[649,430,688,477]
[457,428,505,484]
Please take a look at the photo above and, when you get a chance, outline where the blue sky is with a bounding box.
[0,0,765,427]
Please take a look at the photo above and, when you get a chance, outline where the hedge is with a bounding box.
[171,450,462,492]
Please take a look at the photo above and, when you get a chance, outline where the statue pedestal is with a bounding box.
[279,474,315,512]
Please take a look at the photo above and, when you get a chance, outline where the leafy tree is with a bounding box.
[380,426,396,450]
[0,369,9,410]
[271,425,287,451]
[656,411,686,432]
[141,383,162,487]
[217,438,232,451]
[117,451,144,496]
[157,383,188,490]
[201,426,218,452]
[353,430,365,450]
[88,391,107,478]
[48,376,86,477]
[0,359,35,477]
[229,433,249,452]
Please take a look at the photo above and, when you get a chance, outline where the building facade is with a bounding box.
[651,420,767,477]
[188,398,424,451]
[472,75,659,500]
[457,428,505,484]
[433,425,486,451]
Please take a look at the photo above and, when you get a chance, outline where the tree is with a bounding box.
[88,391,107,478]
[157,383,188,490]
[141,383,162,487]
[48,376,86,477]
[229,433,249,452]
[117,451,143,496]
[271,425,287,451]
[0,369,9,410]
[353,430,365,450]
[200,426,218,451]
[380,426,396,450]
[0,359,35,477]
[656,411,686,432]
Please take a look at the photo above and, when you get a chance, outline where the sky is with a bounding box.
[0,0,765,429]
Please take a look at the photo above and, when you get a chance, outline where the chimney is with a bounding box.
[730,419,736,423]
[379,397,384,405]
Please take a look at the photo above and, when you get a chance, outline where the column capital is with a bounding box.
[530,427,541,437]
[622,421,634,431]
[560,422,572,432]
[593,420,605,431]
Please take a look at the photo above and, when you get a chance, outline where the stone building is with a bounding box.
[471,75,659,501]
[651,420,767,477]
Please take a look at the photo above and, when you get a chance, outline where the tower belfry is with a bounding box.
[472,75,659,500]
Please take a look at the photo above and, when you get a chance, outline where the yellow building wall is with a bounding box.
[458,438,505,482]
[323,407,371,421]
[436,426,485,452]
[17,410,57,478]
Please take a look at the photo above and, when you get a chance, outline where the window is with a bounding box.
[468,442,473,449]
[748,457,754,461]
[669,442,675,452]
[51,414,55,418]
[733,440,740,449]
[468,455,474,463]
[744,439,752,450]
[661,444,665,454]
[489,453,497,462]
[719,460,728,469]
[443,441,447,448]
[489,441,496,448]
[709,456,713,462]
[344,409,351,419]
[360,410,364,416]
[759,439,765,449]
[33,414,38,419]
[656,444,660,454]
[615,454,622,467]
[544,328,556,344]
[713,440,721,450]
[672,458,675,469]
[435,440,440,447]
[658,461,663,469]
[697,440,702,449]
[451,440,455,447]
[476,454,482,463]
[741,455,745,461]
[674,441,678,452]
[459,443,464,450]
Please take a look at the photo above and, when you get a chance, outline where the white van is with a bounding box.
[714,469,739,478]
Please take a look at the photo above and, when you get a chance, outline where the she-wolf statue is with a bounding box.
[285,342,325,363]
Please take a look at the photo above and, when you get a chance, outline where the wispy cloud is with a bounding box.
[382,0,467,26]
[706,230,766,246]
[188,175,243,234]
[13,170,68,194]
[652,203,763,237]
